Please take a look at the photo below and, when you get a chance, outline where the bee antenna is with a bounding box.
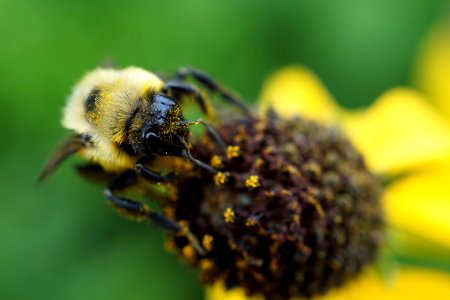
[176,135,216,174]
[182,119,227,154]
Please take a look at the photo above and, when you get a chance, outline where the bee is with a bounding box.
[39,66,249,253]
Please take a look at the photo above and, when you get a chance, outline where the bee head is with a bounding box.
[140,94,189,156]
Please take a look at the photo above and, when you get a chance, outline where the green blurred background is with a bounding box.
[0,0,448,299]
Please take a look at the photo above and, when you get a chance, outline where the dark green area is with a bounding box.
[0,0,447,299]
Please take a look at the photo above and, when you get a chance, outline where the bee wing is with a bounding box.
[38,135,86,183]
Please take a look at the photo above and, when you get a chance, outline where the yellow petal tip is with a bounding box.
[258,66,339,123]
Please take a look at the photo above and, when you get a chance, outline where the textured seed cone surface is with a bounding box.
[164,112,383,299]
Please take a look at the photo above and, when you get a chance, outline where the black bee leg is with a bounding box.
[76,163,111,183]
[105,174,205,254]
[105,188,177,230]
[176,135,216,174]
[175,67,251,115]
[135,163,178,183]
[105,172,149,220]
[182,119,227,154]
[162,80,210,115]
[110,170,139,190]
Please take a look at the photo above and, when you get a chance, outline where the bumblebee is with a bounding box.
[39,66,249,253]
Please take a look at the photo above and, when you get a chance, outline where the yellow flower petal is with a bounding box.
[258,66,340,124]
[383,167,450,248]
[206,66,450,300]
[388,227,450,266]
[206,282,262,300]
[319,268,450,300]
[415,21,450,117]
[206,268,450,300]
[342,88,450,174]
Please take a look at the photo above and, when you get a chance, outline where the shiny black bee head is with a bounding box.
[137,93,189,157]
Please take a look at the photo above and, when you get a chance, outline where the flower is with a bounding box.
[204,24,450,299]
[168,109,383,298]
[155,22,450,298]
[415,20,450,118]
[200,57,450,298]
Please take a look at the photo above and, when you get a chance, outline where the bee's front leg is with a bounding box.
[175,67,251,115]
[162,80,211,116]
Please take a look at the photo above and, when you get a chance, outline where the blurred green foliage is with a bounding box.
[0,0,447,299]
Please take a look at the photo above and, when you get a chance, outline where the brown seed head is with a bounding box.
[164,113,383,299]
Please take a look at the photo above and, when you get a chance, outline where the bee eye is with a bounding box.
[81,134,93,143]
[144,132,159,149]
[144,131,172,155]
[85,89,101,112]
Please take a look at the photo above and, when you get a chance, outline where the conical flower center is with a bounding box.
[165,113,383,299]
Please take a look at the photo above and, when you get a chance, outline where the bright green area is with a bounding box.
[0,0,447,299]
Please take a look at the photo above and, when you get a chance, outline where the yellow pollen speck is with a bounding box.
[228,241,238,250]
[163,206,175,219]
[210,155,223,168]
[270,259,279,272]
[283,164,301,177]
[224,207,236,224]
[234,134,244,143]
[164,238,176,252]
[178,220,188,231]
[306,196,325,217]
[245,217,258,226]
[202,234,214,251]
[253,158,265,168]
[264,190,276,197]
[178,220,193,239]
[226,145,240,159]
[167,186,178,201]
[280,189,292,197]
[245,175,260,189]
[199,258,214,270]
[236,259,247,269]
[214,172,227,185]
[263,146,275,155]
[182,244,196,260]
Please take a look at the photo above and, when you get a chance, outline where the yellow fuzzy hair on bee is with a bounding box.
[62,67,165,171]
